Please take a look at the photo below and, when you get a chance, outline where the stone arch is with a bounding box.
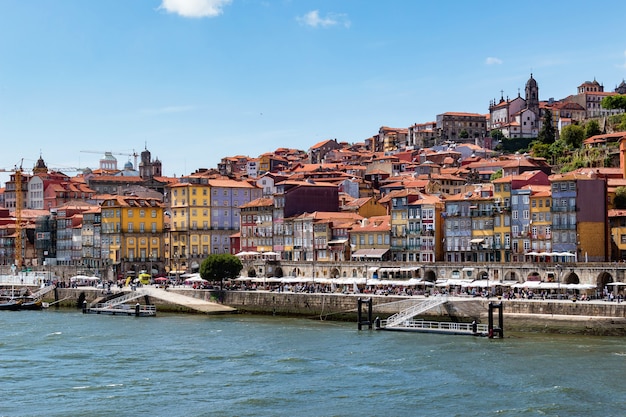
[247,267,257,278]
[597,271,613,288]
[274,267,283,278]
[330,267,340,278]
[291,268,301,277]
[342,271,347,277]
[527,271,541,281]
[352,269,357,278]
[478,270,488,280]
[504,271,518,282]
[564,271,579,285]
[424,269,437,283]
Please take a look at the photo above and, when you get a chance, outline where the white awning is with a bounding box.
[328,238,348,245]
[469,238,484,244]
[351,249,389,259]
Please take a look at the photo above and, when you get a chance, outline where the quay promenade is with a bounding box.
[40,284,626,335]
[242,260,626,291]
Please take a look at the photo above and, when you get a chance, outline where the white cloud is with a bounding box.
[296,10,351,28]
[158,0,232,18]
[486,57,503,65]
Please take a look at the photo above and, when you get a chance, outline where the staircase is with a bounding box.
[29,285,55,299]
[384,296,448,328]
[99,290,147,308]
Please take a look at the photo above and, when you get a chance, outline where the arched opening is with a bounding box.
[274,267,283,278]
[424,269,437,283]
[478,271,488,280]
[330,267,340,278]
[504,271,518,282]
[527,271,541,281]
[247,268,256,278]
[597,271,613,288]
[564,272,579,285]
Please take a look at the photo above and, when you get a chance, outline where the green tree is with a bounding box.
[200,253,243,290]
[614,187,626,209]
[585,119,601,138]
[490,169,503,181]
[537,110,556,144]
[530,141,552,159]
[601,95,626,111]
[490,129,504,142]
[459,129,469,139]
[561,124,585,149]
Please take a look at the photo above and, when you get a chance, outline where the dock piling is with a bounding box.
[488,302,504,338]
[357,298,373,330]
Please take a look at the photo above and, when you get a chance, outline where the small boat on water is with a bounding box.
[0,299,22,311]
[0,296,47,311]
[19,298,46,310]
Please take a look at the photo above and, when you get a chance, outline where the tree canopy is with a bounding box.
[537,110,556,144]
[601,95,626,111]
[614,187,626,210]
[490,169,503,181]
[584,119,601,138]
[490,129,504,142]
[199,254,243,289]
[561,124,585,148]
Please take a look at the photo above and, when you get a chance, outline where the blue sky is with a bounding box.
[1,0,626,184]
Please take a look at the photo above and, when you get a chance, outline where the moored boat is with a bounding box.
[0,299,22,311]
[19,298,45,310]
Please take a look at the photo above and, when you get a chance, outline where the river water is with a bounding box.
[1,309,624,417]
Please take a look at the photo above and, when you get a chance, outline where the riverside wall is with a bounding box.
[45,288,626,335]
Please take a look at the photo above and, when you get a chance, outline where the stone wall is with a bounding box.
[44,289,626,335]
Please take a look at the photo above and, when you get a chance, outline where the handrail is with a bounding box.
[385,296,448,328]
[380,319,487,333]
[29,285,55,299]
[99,290,146,308]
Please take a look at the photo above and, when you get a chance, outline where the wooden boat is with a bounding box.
[0,299,22,311]
[19,298,45,310]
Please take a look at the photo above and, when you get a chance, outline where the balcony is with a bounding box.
[470,209,494,217]
[552,206,574,213]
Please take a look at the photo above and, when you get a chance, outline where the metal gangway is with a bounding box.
[84,289,157,316]
[99,290,147,308]
[29,285,55,300]
[384,296,448,328]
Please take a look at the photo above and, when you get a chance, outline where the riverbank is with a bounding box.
[41,287,626,335]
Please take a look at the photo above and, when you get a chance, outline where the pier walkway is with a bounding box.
[138,287,236,314]
[376,295,489,335]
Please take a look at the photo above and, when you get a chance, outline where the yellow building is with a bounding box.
[349,215,391,262]
[528,185,552,254]
[340,196,387,218]
[491,177,512,262]
[609,209,626,260]
[167,182,213,273]
[100,195,165,277]
[167,177,262,273]
[467,185,496,262]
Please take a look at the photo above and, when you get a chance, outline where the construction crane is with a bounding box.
[0,161,26,268]
[15,162,24,269]
[81,150,138,170]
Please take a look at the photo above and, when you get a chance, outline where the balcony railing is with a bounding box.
[552,206,575,212]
